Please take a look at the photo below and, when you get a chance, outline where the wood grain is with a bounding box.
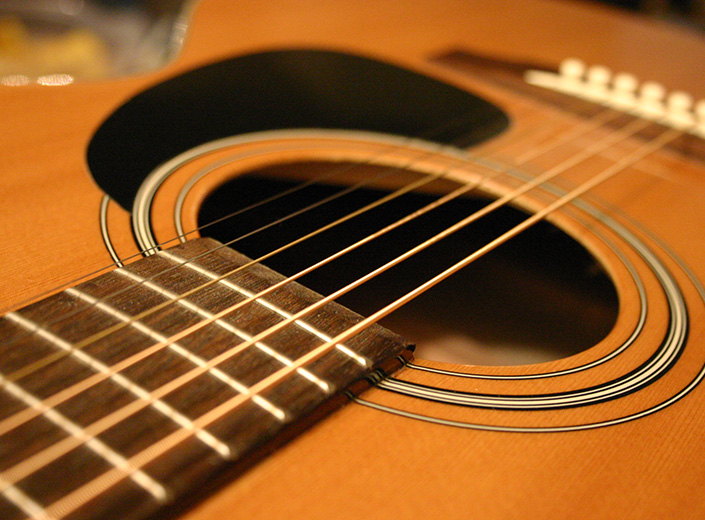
[0,238,410,520]
[2,0,705,519]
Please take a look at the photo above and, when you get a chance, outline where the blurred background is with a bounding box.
[0,0,188,81]
[0,0,703,82]
[609,0,705,28]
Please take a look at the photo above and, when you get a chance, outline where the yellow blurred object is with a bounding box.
[0,16,27,50]
[0,16,110,80]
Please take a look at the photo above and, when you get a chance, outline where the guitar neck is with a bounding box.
[0,238,410,520]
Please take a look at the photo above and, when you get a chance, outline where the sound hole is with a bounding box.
[197,161,619,366]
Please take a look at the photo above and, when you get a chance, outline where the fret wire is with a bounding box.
[114,265,330,392]
[3,369,246,496]
[0,396,164,499]
[1,269,348,476]
[46,342,343,519]
[0,310,233,457]
[64,285,288,421]
[0,342,272,502]
[0,372,168,502]
[1,478,54,520]
[0,322,243,502]
[157,249,367,368]
[66,286,267,433]
[0,321,186,438]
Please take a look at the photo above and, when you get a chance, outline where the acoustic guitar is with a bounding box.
[2,1,705,519]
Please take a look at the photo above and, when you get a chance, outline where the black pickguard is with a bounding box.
[87,49,509,209]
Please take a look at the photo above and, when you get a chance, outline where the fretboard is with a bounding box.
[0,238,412,520]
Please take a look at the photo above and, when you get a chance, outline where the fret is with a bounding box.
[0,393,24,423]
[147,239,408,374]
[5,311,132,378]
[64,286,287,422]
[157,248,369,367]
[0,372,167,502]
[2,310,288,466]
[1,481,53,520]
[0,320,59,378]
[1,311,231,458]
[0,238,411,520]
[15,437,159,517]
[0,414,67,478]
[4,377,230,497]
[112,265,330,392]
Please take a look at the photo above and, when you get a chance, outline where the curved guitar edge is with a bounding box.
[1,1,705,519]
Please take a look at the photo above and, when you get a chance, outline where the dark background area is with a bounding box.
[98,0,705,31]
[602,0,705,29]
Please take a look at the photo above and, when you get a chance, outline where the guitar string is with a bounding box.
[0,181,484,487]
[2,74,614,322]
[0,149,532,434]
[0,107,636,500]
[1,69,629,382]
[0,57,618,321]
[0,110,628,426]
[0,157,471,384]
[0,112,670,494]
[4,117,688,516]
[0,129,550,445]
[0,98,620,372]
[0,81,672,508]
[0,103,514,317]
[42,123,685,520]
[0,82,596,336]
[0,102,632,456]
[0,137,484,349]
[0,105,648,432]
[2,110,616,504]
[0,142,454,316]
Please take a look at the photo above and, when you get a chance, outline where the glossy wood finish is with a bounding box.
[2,0,705,308]
[2,0,705,519]
[0,238,410,520]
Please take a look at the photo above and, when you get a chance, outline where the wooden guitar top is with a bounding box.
[2,1,705,519]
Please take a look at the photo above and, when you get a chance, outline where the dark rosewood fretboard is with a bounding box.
[0,238,411,520]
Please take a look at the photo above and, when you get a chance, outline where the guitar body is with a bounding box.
[3,1,705,518]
